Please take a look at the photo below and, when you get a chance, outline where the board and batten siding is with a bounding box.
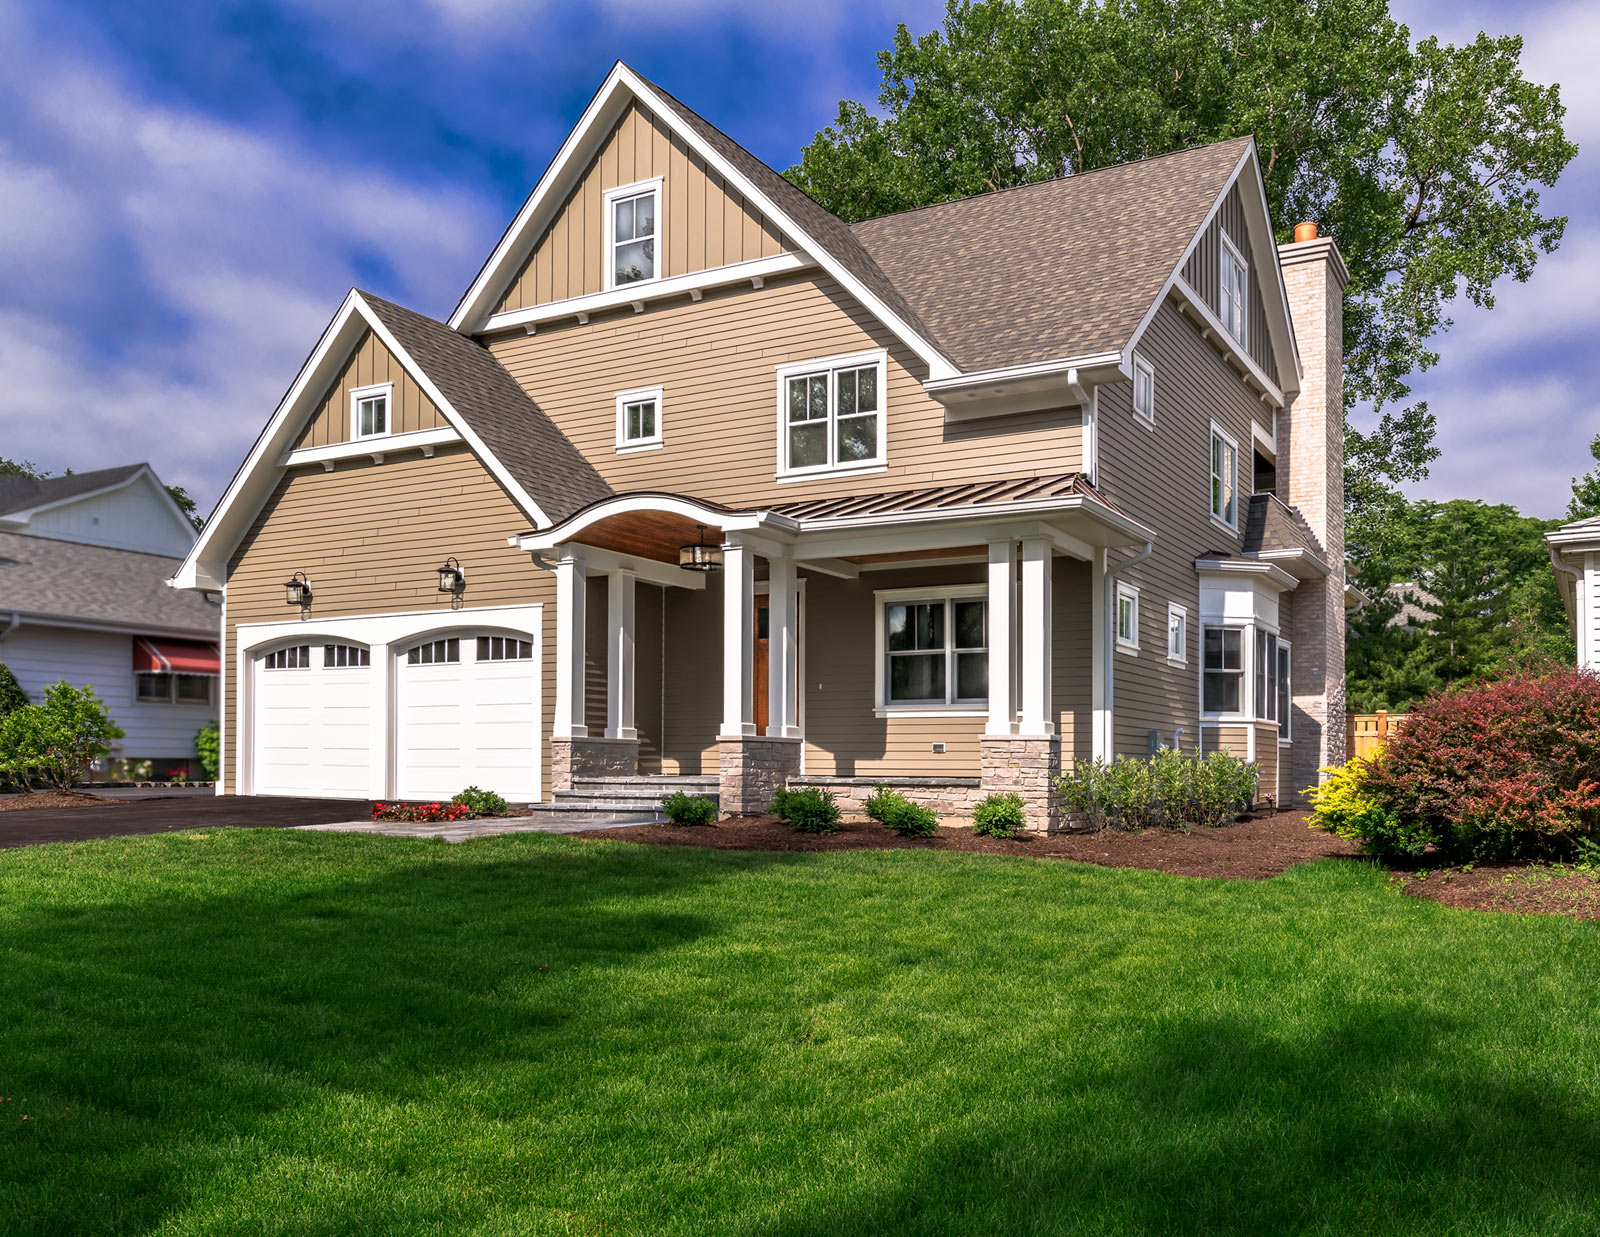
[296,328,449,450]
[222,445,553,794]
[494,101,792,315]
[1097,298,1272,759]
[1179,184,1280,386]
[489,271,1084,509]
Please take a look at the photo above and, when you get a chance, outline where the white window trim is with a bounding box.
[1210,421,1241,533]
[614,384,664,453]
[1132,352,1156,428]
[349,382,394,441]
[1220,230,1249,348]
[873,583,987,714]
[603,176,664,292]
[1167,603,1188,666]
[1277,636,1293,741]
[775,348,888,480]
[1199,620,1250,722]
[1115,582,1140,653]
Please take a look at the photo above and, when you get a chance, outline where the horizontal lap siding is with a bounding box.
[495,102,790,315]
[1202,725,1250,756]
[1098,299,1270,758]
[489,272,1084,508]
[296,329,446,449]
[1255,724,1279,802]
[1055,558,1094,764]
[223,446,554,795]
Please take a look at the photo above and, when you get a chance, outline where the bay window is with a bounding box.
[777,351,886,476]
[1202,626,1243,714]
[1277,640,1293,738]
[879,589,986,709]
[1255,629,1280,721]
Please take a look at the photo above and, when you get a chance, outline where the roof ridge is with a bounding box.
[849,135,1256,229]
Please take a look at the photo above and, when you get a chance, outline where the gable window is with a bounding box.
[776,350,887,477]
[605,178,661,288]
[1167,603,1188,664]
[877,587,986,709]
[1202,626,1243,714]
[350,383,392,440]
[1210,422,1239,529]
[1132,353,1156,426]
[1220,232,1249,346]
[1116,583,1140,652]
[615,386,664,452]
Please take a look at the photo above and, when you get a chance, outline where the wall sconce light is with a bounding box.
[283,572,313,606]
[437,557,466,594]
[678,525,724,573]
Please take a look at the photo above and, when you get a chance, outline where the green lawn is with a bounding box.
[2,831,1598,1235]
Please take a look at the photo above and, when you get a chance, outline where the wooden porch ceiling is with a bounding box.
[574,511,722,566]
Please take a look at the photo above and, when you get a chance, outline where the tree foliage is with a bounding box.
[0,457,46,479]
[787,0,1576,524]
[1568,435,1600,521]
[0,681,124,792]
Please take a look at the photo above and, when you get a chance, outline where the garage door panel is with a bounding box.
[252,650,373,798]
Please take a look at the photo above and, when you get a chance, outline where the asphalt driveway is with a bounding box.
[0,795,375,849]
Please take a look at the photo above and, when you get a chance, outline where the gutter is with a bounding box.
[1548,543,1581,627]
[0,612,18,643]
[1103,541,1154,758]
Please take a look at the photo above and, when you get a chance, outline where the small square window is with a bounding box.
[350,383,393,440]
[1132,354,1155,425]
[1116,583,1140,652]
[175,675,213,704]
[615,386,664,451]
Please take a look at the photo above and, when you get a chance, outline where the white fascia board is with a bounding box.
[481,254,811,335]
[1123,144,1300,400]
[923,352,1124,397]
[449,63,961,381]
[1171,277,1288,406]
[553,544,706,591]
[283,426,462,468]
[1195,556,1299,592]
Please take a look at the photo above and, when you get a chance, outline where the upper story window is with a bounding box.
[776,350,887,478]
[877,586,987,710]
[350,383,392,440]
[1167,603,1188,664]
[1132,353,1156,426]
[615,386,664,452]
[1115,582,1140,652]
[1220,232,1249,346]
[605,178,662,289]
[1210,422,1239,530]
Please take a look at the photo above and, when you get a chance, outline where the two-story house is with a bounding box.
[171,63,1348,828]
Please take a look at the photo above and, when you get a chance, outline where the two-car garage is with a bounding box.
[243,608,542,803]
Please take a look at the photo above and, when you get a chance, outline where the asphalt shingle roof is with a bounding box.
[0,530,219,632]
[1242,494,1326,561]
[0,464,147,519]
[359,292,612,523]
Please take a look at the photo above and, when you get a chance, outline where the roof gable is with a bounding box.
[0,463,197,556]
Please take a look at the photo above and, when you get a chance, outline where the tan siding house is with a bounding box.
[173,61,1348,828]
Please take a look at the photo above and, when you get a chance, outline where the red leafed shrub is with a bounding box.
[1360,668,1600,860]
[370,801,472,823]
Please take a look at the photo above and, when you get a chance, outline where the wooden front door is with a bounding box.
[753,596,770,735]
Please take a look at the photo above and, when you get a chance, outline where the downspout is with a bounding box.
[1102,543,1153,759]
[1548,544,1584,666]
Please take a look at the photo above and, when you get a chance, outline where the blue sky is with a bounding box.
[0,0,1593,519]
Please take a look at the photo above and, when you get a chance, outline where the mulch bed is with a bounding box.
[579,808,1360,880]
[1391,864,1600,920]
[0,791,115,813]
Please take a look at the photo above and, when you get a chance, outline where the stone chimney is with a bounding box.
[1278,223,1350,794]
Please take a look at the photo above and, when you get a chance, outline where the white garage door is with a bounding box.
[253,642,374,798]
[395,633,538,802]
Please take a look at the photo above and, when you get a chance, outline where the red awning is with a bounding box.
[133,638,221,676]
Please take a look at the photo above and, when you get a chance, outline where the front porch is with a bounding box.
[522,475,1154,831]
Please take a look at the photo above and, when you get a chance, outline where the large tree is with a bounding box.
[786,0,1576,542]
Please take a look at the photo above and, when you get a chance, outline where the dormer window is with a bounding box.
[605,178,662,288]
[350,382,392,439]
[1220,232,1249,346]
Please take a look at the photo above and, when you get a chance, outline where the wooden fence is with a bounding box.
[1347,711,1408,761]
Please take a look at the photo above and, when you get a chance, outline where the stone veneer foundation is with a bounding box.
[786,776,984,821]
[550,736,639,790]
[718,736,803,816]
[979,736,1063,833]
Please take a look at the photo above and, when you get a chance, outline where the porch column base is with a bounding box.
[551,736,640,791]
[718,735,802,817]
[980,736,1063,834]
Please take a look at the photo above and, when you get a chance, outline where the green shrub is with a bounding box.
[0,663,28,717]
[866,784,938,837]
[1306,757,1430,858]
[1191,751,1259,829]
[973,791,1026,837]
[1054,758,1108,830]
[1054,750,1259,831]
[194,724,220,782]
[1099,757,1158,830]
[766,787,791,818]
[0,681,124,792]
[452,786,511,818]
[775,786,840,834]
[661,790,717,826]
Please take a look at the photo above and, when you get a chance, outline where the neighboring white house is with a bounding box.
[0,463,220,776]
[1548,516,1600,670]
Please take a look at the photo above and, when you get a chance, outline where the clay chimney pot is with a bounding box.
[1294,221,1319,243]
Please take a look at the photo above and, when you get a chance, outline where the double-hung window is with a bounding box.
[879,589,986,708]
[1255,629,1281,721]
[605,179,661,288]
[1132,353,1156,426]
[351,383,392,440]
[1210,422,1239,529]
[1202,626,1244,714]
[615,386,664,451]
[1167,604,1188,664]
[1276,639,1293,738]
[1220,232,1249,346]
[1116,583,1140,652]
[777,351,886,476]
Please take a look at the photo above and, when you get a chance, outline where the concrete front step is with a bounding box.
[557,787,719,805]
[571,776,718,792]
[525,802,665,824]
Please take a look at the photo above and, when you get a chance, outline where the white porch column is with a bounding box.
[1019,537,1054,737]
[1091,548,1109,760]
[986,539,1016,736]
[767,555,800,739]
[368,641,392,798]
[605,569,637,740]
[554,551,588,738]
[721,538,756,737]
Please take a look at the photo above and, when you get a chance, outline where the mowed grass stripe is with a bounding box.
[0,829,1597,1235]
